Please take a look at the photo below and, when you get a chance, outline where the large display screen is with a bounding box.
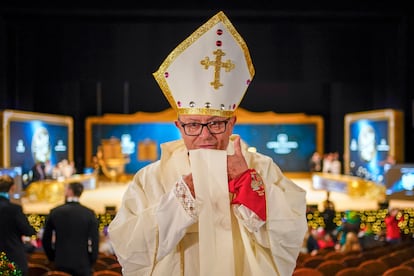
[91,123,181,173]
[234,123,317,172]
[1,110,73,187]
[344,109,404,185]
[348,119,390,182]
[385,164,414,200]
[86,108,324,177]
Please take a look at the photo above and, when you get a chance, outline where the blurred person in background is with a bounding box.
[0,175,36,276]
[42,182,99,276]
[384,207,404,245]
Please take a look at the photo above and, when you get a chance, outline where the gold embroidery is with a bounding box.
[250,170,265,196]
[200,49,235,90]
[152,11,254,117]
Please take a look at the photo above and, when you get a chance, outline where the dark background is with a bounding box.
[0,1,412,171]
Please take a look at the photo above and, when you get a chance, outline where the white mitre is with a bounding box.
[153,11,255,117]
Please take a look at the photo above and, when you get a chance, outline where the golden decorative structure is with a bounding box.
[25,174,97,203]
[137,139,157,161]
[312,172,386,200]
[26,180,65,203]
[95,137,129,181]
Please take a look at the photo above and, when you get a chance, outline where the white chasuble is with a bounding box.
[189,149,235,276]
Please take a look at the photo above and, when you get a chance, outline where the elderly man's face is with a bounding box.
[175,115,236,151]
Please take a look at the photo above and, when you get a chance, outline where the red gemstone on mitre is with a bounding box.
[216,29,223,35]
[246,79,251,85]
[164,72,169,78]
[232,104,236,109]
[216,40,222,47]
[177,101,181,107]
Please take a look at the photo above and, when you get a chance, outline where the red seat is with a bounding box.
[358,259,388,275]
[292,267,323,276]
[341,254,364,267]
[301,255,325,268]
[43,271,72,276]
[336,267,367,276]
[316,259,346,276]
[107,263,122,273]
[28,263,51,276]
[383,265,414,276]
[93,270,122,276]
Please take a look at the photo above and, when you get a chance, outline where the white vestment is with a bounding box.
[108,138,307,276]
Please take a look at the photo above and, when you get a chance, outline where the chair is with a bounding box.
[107,263,122,273]
[301,255,325,268]
[296,252,309,267]
[317,247,335,256]
[345,249,362,256]
[292,267,323,276]
[316,260,346,276]
[382,265,414,276]
[358,259,389,276]
[28,252,48,259]
[336,267,367,276]
[360,251,378,261]
[27,263,51,276]
[324,251,344,260]
[28,255,55,270]
[390,249,411,262]
[93,259,109,271]
[401,258,414,268]
[29,254,50,265]
[400,247,414,258]
[98,255,119,266]
[341,254,364,267]
[378,254,402,268]
[361,247,387,260]
[93,270,122,276]
[43,271,72,276]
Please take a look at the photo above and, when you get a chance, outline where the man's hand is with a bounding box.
[227,136,248,180]
[182,173,195,198]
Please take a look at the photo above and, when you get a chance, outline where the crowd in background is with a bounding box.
[309,151,342,174]
[303,193,406,257]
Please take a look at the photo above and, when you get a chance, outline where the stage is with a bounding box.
[19,176,414,215]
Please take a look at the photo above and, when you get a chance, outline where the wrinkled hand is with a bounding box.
[227,136,248,180]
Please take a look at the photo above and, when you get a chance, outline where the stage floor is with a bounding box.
[20,177,414,215]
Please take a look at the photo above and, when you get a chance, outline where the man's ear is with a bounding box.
[227,116,237,132]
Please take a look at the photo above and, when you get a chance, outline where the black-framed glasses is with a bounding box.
[179,119,230,136]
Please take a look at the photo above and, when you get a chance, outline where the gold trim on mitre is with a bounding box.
[153,11,255,117]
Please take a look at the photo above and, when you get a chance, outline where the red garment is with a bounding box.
[385,215,403,239]
[317,238,335,249]
[228,169,266,220]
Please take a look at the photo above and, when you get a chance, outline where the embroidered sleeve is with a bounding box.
[229,169,267,232]
[174,177,198,220]
[232,204,266,232]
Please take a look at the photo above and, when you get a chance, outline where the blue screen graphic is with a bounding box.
[9,121,70,183]
[348,119,389,183]
[91,123,318,174]
[92,123,181,174]
[233,124,317,172]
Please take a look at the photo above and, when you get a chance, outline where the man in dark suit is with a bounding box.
[0,174,36,276]
[42,182,100,276]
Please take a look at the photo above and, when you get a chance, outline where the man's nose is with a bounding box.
[199,125,212,137]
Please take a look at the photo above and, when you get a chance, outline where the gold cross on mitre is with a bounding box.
[200,49,235,90]
[153,11,255,117]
